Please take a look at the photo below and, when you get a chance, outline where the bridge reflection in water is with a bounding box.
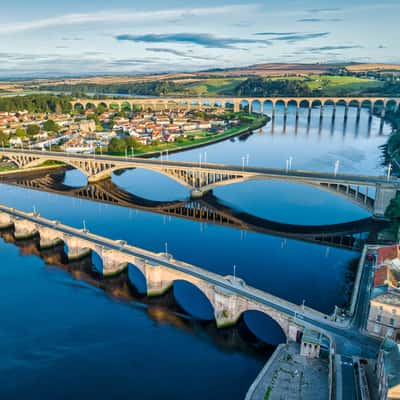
[4,169,390,251]
[0,229,278,353]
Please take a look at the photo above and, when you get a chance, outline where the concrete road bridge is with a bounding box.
[7,172,390,250]
[71,96,400,117]
[1,148,399,218]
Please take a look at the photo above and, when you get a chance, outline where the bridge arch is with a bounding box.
[373,99,385,115]
[299,99,310,109]
[109,102,120,112]
[85,102,96,111]
[74,102,84,113]
[348,99,360,117]
[241,309,287,345]
[127,262,147,296]
[250,99,261,114]
[263,100,274,115]
[323,99,335,116]
[121,101,131,112]
[172,279,215,320]
[387,99,399,113]
[240,99,249,113]
[91,248,104,275]
[361,99,373,112]
[224,100,234,111]
[311,99,323,114]
[287,99,297,116]
[274,99,286,115]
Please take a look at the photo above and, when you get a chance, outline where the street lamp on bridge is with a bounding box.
[387,163,393,181]
[334,160,340,177]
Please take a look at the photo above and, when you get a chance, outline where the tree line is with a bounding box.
[0,95,72,113]
[38,81,187,97]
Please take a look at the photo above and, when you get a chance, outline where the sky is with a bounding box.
[1,0,399,78]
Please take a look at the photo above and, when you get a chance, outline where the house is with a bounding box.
[376,338,400,399]
[367,245,400,341]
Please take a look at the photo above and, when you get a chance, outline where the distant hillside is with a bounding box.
[345,63,400,73]
[195,63,338,77]
[1,62,399,96]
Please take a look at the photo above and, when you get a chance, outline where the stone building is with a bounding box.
[376,338,400,399]
[367,245,400,341]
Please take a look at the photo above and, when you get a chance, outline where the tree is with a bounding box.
[124,136,140,149]
[15,127,26,138]
[108,137,126,154]
[26,124,40,137]
[43,119,60,132]
[0,130,9,145]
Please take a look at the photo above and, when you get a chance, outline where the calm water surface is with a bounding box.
[0,107,392,399]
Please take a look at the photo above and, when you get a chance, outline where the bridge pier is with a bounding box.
[37,227,63,249]
[373,185,398,218]
[13,218,38,240]
[102,250,128,277]
[145,262,174,296]
[63,236,91,261]
[0,212,13,229]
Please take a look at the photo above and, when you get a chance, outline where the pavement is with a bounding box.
[247,343,329,400]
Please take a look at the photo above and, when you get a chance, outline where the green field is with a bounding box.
[178,75,383,97]
[301,75,383,95]
[180,78,246,96]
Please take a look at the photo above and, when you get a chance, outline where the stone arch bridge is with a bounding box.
[72,96,400,117]
[1,148,399,218]
[0,203,335,338]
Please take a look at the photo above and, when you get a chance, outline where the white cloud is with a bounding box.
[0,4,259,34]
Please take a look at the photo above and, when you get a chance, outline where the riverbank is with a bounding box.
[0,162,66,181]
[245,343,329,400]
[106,114,269,158]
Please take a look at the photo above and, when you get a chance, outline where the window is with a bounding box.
[392,309,397,315]
[377,315,382,322]
[388,328,394,337]
[374,324,381,334]
[390,318,394,326]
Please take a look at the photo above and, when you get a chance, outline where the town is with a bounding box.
[0,105,247,156]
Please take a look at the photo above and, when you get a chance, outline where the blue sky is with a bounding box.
[1,0,399,77]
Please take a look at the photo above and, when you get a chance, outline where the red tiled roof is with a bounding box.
[378,245,400,264]
[373,265,398,288]
[374,265,390,287]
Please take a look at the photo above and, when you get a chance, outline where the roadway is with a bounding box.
[1,148,399,187]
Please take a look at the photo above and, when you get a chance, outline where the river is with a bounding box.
[0,105,392,399]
